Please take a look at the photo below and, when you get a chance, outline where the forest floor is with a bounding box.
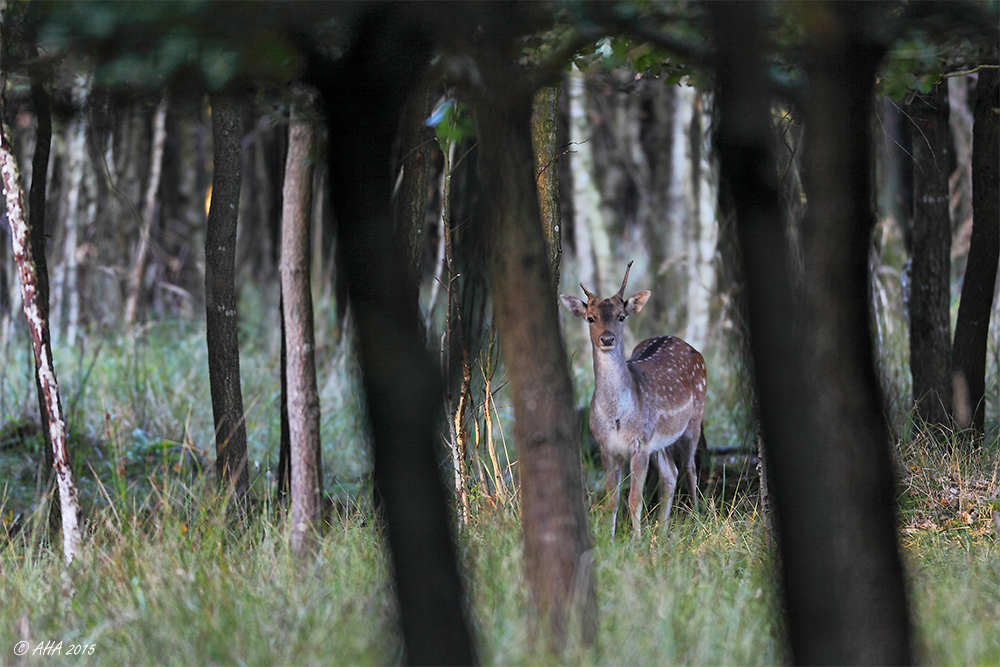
[1,315,998,665]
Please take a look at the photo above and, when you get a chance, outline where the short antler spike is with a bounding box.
[580,283,597,300]
[615,261,634,301]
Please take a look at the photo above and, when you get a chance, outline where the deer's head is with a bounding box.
[560,261,650,353]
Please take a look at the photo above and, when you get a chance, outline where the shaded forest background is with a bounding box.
[1,5,995,486]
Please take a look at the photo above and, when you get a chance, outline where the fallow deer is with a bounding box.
[560,261,707,537]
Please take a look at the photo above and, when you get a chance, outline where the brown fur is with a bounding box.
[561,263,706,536]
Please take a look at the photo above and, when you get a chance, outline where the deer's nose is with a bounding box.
[599,332,616,347]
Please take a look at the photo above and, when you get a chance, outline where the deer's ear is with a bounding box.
[626,291,651,315]
[559,294,588,318]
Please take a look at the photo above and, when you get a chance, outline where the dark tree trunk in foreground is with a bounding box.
[796,10,911,660]
[206,92,250,508]
[710,3,912,664]
[952,67,999,435]
[908,80,953,427]
[2,120,83,566]
[29,72,58,527]
[281,95,323,555]
[473,26,596,648]
[307,7,477,664]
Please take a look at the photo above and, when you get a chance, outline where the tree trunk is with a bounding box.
[307,7,477,663]
[1,121,83,566]
[52,73,90,344]
[908,80,953,427]
[664,83,694,331]
[710,3,912,663]
[28,69,57,526]
[476,68,597,648]
[568,64,609,293]
[281,95,323,555]
[687,93,717,352]
[277,288,291,504]
[391,81,434,310]
[952,67,999,435]
[531,84,562,290]
[205,92,250,509]
[124,94,169,326]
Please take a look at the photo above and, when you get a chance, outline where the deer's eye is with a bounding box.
[619,314,626,322]
[586,316,595,323]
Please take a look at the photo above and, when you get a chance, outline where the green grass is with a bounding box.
[2,276,999,665]
[1,483,400,666]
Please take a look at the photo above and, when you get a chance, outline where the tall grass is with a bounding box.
[1,479,399,666]
[2,269,999,665]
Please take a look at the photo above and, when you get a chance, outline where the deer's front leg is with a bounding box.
[600,447,623,537]
[628,446,650,538]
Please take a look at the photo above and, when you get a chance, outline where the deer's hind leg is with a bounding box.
[654,450,679,530]
[681,420,702,514]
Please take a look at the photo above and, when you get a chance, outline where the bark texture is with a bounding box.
[28,71,57,517]
[281,97,323,555]
[908,80,953,427]
[2,122,82,566]
[531,85,562,290]
[952,67,999,434]
[205,92,250,508]
[710,3,912,663]
[475,42,596,648]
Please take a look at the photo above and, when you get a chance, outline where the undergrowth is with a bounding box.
[1,276,998,664]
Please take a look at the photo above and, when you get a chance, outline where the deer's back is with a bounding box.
[627,336,706,431]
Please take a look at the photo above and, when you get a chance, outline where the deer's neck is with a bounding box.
[591,345,640,416]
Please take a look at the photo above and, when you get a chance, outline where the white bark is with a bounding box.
[568,65,612,293]
[124,94,169,325]
[1,123,82,566]
[687,91,718,351]
[53,73,91,343]
[667,84,695,275]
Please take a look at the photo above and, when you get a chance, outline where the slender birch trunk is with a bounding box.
[568,65,610,293]
[124,94,169,325]
[687,92,717,352]
[1,122,82,565]
[52,73,90,343]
